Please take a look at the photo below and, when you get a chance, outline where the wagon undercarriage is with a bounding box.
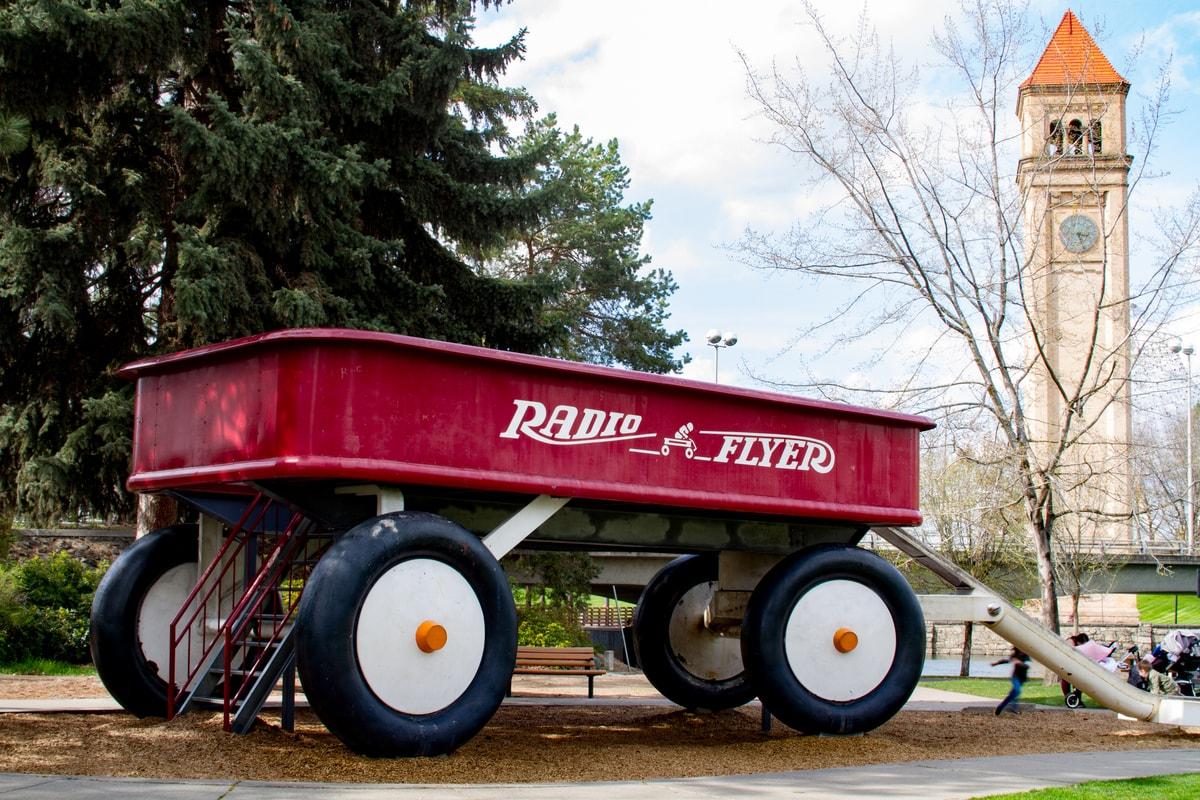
[93,482,923,756]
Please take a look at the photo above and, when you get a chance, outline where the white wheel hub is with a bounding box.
[783,579,896,702]
[356,558,485,715]
[668,581,743,681]
[136,562,197,684]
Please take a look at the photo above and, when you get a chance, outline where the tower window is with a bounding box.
[1089,120,1102,155]
[1047,120,1063,156]
[1067,119,1084,155]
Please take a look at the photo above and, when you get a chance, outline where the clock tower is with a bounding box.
[1017,10,1133,543]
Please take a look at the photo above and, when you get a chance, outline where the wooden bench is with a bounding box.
[509,646,606,698]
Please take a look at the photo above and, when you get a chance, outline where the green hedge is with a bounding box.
[516,606,592,648]
[0,552,107,664]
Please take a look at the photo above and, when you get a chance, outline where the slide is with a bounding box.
[874,526,1200,725]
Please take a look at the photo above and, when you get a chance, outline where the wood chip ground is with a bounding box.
[2,675,1198,784]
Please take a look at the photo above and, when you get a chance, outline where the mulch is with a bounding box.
[1,704,1198,784]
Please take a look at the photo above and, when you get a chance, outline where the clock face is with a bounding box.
[1059,214,1099,254]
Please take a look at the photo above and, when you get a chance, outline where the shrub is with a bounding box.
[0,568,17,662]
[517,606,592,648]
[0,553,107,665]
[17,551,104,612]
[0,607,90,663]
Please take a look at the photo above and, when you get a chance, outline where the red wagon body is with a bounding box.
[120,328,932,527]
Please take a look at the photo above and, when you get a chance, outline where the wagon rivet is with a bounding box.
[833,627,859,654]
[415,620,448,653]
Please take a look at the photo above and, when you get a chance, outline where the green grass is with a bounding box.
[1137,593,1200,625]
[0,658,96,676]
[976,773,1200,799]
[919,677,1073,707]
[587,594,633,607]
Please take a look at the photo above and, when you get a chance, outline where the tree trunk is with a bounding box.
[959,622,973,677]
[135,494,178,538]
[1024,477,1061,634]
[1032,525,1060,634]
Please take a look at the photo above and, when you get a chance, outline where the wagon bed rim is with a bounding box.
[117,327,936,432]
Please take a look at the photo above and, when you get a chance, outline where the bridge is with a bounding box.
[1088,552,1200,594]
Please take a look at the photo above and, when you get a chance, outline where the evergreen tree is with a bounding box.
[485,116,686,373]
[0,1,561,522]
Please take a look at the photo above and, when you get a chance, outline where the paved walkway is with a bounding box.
[0,685,998,714]
[0,749,1197,799]
[0,672,998,713]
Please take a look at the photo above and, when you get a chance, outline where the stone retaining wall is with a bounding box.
[8,529,132,567]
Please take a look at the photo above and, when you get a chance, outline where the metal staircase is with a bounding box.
[166,495,333,733]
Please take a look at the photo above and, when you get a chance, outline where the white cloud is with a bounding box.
[646,236,708,277]
[1138,11,1200,95]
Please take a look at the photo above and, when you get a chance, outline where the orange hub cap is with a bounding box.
[415,620,448,653]
[833,627,859,654]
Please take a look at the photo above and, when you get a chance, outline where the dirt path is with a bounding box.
[2,675,1198,784]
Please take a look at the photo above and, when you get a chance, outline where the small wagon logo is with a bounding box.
[634,424,836,474]
[660,423,697,458]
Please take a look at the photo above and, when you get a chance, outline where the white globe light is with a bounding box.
[705,329,723,345]
[723,332,738,347]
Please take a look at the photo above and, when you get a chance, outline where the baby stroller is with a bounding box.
[1150,630,1200,696]
[1061,633,1120,708]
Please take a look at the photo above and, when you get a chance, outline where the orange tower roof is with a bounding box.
[1020,10,1126,89]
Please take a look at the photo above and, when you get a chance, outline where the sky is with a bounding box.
[473,1,1200,401]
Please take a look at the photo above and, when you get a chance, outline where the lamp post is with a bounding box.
[1172,342,1195,554]
[705,329,738,383]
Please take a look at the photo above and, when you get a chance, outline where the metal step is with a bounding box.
[229,633,297,735]
[190,694,223,705]
[208,667,262,678]
[241,638,281,648]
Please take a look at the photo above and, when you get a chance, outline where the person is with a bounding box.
[991,649,1029,715]
[1073,633,1119,670]
[1060,634,1081,699]
[1137,657,1180,696]
[1124,647,1147,691]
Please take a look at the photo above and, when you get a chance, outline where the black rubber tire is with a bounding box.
[294,511,516,757]
[633,553,755,710]
[741,544,925,735]
[89,523,198,718]
[1066,690,1083,709]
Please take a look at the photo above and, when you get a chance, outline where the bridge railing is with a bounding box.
[862,530,1196,559]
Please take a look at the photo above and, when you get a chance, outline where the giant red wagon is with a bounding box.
[91,329,935,756]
